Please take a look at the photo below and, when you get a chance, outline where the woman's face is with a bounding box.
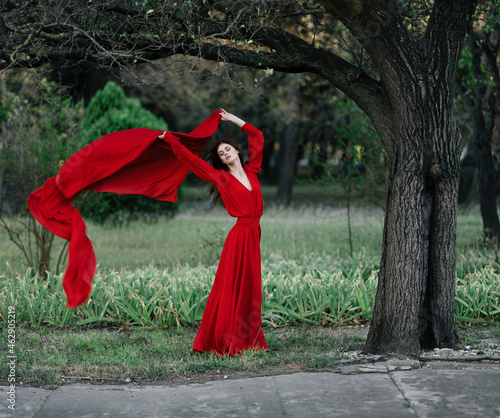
[217,143,239,165]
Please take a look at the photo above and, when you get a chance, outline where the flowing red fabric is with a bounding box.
[166,123,269,356]
[28,111,222,308]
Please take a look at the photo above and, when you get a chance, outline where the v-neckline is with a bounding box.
[230,171,253,192]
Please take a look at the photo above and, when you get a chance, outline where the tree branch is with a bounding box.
[423,0,476,83]
[1,1,393,130]
[192,24,392,130]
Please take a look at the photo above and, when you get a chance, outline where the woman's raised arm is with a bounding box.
[241,124,264,174]
[219,109,264,173]
[219,108,245,128]
[160,132,224,185]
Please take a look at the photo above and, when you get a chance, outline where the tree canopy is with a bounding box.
[0,1,473,113]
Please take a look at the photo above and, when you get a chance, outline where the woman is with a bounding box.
[160,109,268,356]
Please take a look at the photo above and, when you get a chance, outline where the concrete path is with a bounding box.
[1,359,499,418]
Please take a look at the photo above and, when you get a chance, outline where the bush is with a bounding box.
[0,96,86,276]
[80,81,180,223]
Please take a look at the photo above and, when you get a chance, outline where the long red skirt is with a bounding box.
[193,217,268,356]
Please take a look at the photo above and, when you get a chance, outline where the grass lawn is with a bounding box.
[0,189,387,274]
[1,325,368,388]
[2,323,498,388]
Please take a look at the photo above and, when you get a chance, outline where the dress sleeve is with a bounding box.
[241,122,264,174]
[166,133,224,185]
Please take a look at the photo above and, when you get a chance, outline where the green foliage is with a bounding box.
[1,252,498,329]
[188,223,227,266]
[0,96,85,276]
[0,94,14,123]
[331,99,386,191]
[456,39,493,107]
[457,47,475,97]
[1,96,84,211]
[82,81,167,144]
[306,98,387,208]
[455,266,500,322]
[303,97,387,255]
[80,81,180,223]
[473,0,500,33]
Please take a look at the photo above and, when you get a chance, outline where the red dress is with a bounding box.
[168,123,269,356]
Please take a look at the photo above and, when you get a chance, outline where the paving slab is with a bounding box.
[0,386,50,418]
[391,368,500,418]
[0,372,411,418]
[1,362,499,417]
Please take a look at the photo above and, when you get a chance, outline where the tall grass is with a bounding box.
[1,252,498,329]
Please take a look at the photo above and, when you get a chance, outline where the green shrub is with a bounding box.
[80,82,179,223]
[0,97,86,276]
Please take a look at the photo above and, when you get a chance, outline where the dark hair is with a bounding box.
[202,139,245,207]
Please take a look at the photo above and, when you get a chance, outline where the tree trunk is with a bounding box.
[468,35,500,242]
[312,133,329,180]
[473,100,500,242]
[361,20,466,353]
[365,103,462,354]
[275,78,300,206]
[347,0,475,355]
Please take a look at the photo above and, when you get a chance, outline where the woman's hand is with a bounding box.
[219,108,245,128]
[158,131,180,143]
